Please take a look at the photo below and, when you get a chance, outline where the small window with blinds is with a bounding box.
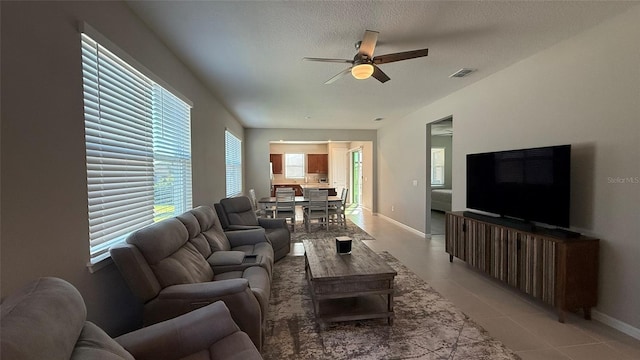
[225,130,242,197]
[285,153,305,179]
[81,33,192,265]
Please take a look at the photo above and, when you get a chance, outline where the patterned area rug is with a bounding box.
[263,227,520,359]
[290,219,375,242]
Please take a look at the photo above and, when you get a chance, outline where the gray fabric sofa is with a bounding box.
[110,205,273,350]
[215,196,291,261]
[0,277,262,360]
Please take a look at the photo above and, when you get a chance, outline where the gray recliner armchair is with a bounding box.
[215,196,291,261]
[0,277,262,360]
[110,206,272,351]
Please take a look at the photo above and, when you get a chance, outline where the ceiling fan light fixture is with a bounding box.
[352,63,374,80]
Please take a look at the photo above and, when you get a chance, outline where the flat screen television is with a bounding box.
[466,145,571,228]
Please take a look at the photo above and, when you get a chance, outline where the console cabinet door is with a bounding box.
[445,211,597,323]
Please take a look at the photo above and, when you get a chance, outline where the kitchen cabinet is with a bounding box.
[307,154,328,174]
[270,154,283,174]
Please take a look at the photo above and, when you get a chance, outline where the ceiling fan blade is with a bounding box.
[325,67,352,84]
[371,64,390,83]
[373,48,429,65]
[358,30,379,58]
[303,57,353,64]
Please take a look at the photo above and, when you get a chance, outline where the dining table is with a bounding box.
[258,195,342,210]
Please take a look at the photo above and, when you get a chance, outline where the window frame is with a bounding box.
[225,130,243,197]
[284,153,305,179]
[431,147,446,186]
[81,29,192,269]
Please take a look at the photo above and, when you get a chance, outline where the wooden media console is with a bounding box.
[445,211,599,323]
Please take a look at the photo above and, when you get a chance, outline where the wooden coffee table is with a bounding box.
[303,238,397,329]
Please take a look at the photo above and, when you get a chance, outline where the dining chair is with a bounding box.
[249,188,273,217]
[303,189,329,232]
[329,187,348,228]
[275,188,296,231]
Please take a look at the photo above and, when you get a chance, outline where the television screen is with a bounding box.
[466,145,571,228]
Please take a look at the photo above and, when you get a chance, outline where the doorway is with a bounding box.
[350,148,363,205]
[426,117,453,235]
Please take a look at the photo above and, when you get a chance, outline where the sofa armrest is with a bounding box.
[156,279,249,301]
[258,217,288,229]
[110,244,161,303]
[225,228,269,247]
[116,301,259,359]
[227,224,262,231]
[207,251,247,266]
[144,279,263,350]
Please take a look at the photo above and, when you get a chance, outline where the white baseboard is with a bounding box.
[376,213,426,238]
[592,309,640,340]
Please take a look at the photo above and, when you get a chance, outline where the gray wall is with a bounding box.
[1,1,243,335]
[378,6,640,331]
[244,129,377,212]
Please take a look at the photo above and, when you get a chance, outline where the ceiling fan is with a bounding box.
[303,30,429,84]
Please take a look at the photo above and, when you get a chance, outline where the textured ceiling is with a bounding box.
[126,1,635,130]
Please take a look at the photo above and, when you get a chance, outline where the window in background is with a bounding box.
[431,148,445,186]
[285,153,305,179]
[82,33,192,265]
[225,130,242,197]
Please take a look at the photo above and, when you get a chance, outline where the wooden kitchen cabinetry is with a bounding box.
[307,154,328,174]
[445,211,599,323]
[270,154,283,174]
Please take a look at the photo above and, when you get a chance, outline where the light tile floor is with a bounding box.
[339,206,640,360]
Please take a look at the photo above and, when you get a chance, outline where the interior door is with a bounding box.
[351,150,362,205]
[331,148,348,194]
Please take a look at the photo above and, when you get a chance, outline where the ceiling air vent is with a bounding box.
[449,68,475,78]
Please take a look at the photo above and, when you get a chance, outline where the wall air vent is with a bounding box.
[449,68,475,78]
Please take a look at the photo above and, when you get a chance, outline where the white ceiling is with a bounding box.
[126,1,635,130]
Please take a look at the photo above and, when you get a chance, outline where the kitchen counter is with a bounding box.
[271,183,336,196]
[299,183,333,189]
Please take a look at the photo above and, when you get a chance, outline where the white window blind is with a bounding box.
[285,153,305,179]
[225,130,242,197]
[82,34,192,264]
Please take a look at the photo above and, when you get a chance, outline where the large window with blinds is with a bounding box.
[225,130,242,197]
[81,33,192,265]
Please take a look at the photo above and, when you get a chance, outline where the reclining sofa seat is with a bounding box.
[215,196,291,261]
[186,205,274,276]
[110,205,272,350]
[0,277,262,360]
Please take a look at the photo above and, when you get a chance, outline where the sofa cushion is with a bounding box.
[177,211,212,258]
[220,197,260,226]
[0,277,86,360]
[71,322,134,360]
[127,218,213,287]
[152,242,214,288]
[190,206,231,252]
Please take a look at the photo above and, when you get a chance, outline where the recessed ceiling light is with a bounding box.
[374,117,384,122]
[449,68,475,78]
